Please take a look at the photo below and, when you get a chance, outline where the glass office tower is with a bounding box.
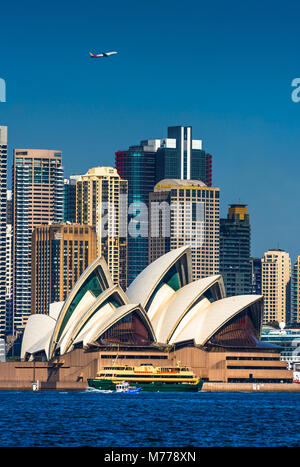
[155,126,212,186]
[63,175,80,222]
[219,204,252,296]
[116,126,213,286]
[116,141,157,286]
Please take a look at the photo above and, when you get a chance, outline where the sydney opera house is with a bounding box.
[17,246,293,389]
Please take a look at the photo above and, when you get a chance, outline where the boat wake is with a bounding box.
[85,387,113,393]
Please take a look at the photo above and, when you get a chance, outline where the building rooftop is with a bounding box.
[154,179,207,191]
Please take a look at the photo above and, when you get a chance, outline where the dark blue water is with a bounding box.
[0,390,299,447]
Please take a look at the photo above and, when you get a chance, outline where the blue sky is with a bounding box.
[0,0,300,260]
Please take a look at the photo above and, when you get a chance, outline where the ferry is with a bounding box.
[87,363,203,392]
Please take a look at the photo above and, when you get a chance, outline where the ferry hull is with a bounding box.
[87,378,203,392]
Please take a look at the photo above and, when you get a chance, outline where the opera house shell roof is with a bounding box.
[21,246,264,361]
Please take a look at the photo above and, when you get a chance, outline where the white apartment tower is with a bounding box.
[261,249,291,325]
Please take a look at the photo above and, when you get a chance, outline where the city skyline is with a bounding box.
[1,1,300,263]
[0,3,300,279]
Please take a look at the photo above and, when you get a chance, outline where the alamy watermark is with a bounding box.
[0,78,6,102]
[96,197,206,248]
[291,78,300,103]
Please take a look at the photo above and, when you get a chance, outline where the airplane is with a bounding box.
[89,51,118,58]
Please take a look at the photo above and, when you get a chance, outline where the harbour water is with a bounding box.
[0,389,299,447]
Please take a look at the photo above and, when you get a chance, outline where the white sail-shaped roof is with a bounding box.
[57,285,129,355]
[153,275,225,344]
[169,295,263,346]
[21,314,57,360]
[126,246,192,310]
[48,256,113,359]
[74,303,156,349]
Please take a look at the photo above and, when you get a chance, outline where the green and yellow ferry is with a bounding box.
[87,363,203,392]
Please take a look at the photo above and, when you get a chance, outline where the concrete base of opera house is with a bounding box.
[0,346,297,391]
[0,381,300,392]
[202,382,300,392]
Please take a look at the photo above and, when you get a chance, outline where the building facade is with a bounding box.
[115,126,213,284]
[115,141,157,285]
[76,167,127,290]
[0,127,7,339]
[5,224,12,336]
[155,126,212,186]
[6,190,12,224]
[250,257,262,295]
[148,179,220,280]
[261,249,291,325]
[219,204,252,296]
[292,256,300,324]
[31,223,97,315]
[12,149,64,335]
[63,175,80,223]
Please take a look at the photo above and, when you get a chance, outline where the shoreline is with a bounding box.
[0,381,300,392]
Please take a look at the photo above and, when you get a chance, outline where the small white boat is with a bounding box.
[115,381,141,394]
[32,381,39,391]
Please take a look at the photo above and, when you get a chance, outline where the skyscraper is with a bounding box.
[12,149,64,335]
[31,223,97,315]
[148,179,220,280]
[64,175,81,222]
[250,257,262,295]
[155,126,212,186]
[115,140,157,285]
[219,204,252,296]
[0,127,7,339]
[5,224,12,336]
[261,249,291,325]
[115,126,213,284]
[292,256,300,325]
[6,190,12,224]
[76,167,128,290]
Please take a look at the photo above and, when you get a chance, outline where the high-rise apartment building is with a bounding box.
[64,175,81,222]
[76,167,128,290]
[261,249,291,325]
[6,190,13,336]
[116,141,157,285]
[12,149,64,334]
[219,204,252,296]
[148,179,220,280]
[31,223,97,315]
[5,224,12,335]
[0,127,7,339]
[292,256,300,324]
[6,190,12,224]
